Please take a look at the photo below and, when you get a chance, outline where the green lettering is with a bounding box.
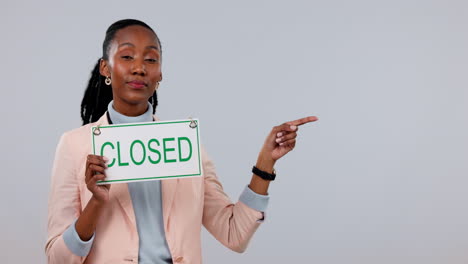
[117,141,129,166]
[178,137,192,162]
[148,138,161,164]
[100,141,116,168]
[163,138,177,163]
[130,140,146,165]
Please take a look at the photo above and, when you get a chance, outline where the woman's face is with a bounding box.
[100,25,162,115]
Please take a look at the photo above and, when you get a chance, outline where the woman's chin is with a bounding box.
[121,93,152,105]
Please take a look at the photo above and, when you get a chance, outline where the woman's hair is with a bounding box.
[80,19,162,125]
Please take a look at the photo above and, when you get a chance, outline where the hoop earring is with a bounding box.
[105,76,112,86]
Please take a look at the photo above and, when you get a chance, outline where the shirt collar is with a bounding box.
[107,100,153,124]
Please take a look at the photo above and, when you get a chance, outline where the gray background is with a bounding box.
[1,0,468,263]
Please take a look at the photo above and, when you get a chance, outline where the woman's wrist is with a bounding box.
[247,154,275,195]
[90,195,108,207]
[255,153,276,174]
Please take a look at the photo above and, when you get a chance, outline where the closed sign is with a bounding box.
[91,119,202,184]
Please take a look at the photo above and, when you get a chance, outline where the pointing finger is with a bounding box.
[287,116,318,127]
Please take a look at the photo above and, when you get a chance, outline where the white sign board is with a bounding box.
[91,119,202,184]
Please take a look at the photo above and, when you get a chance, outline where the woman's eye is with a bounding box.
[145,58,158,63]
[121,55,133,60]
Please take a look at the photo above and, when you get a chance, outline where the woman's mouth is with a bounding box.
[127,80,147,89]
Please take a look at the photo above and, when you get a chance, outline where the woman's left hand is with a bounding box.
[257,116,318,165]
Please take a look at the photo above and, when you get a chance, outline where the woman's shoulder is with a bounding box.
[56,119,103,154]
[61,122,97,140]
[61,114,107,140]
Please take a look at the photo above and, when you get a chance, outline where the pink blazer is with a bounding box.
[46,113,264,264]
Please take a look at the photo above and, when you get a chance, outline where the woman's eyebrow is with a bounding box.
[147,45,159,51]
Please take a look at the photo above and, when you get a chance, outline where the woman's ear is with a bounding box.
[99,59,110,77]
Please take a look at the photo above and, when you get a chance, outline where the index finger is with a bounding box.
[87,154,108,165]
[287,116,318,127]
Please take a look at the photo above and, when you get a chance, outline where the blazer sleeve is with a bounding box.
[201,147,264,253]
[45,132,87,264]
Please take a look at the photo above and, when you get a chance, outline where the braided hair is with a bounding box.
[80,19,162,125]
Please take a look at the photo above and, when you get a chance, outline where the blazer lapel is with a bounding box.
[112,183,136,225]
[162,179,178,231]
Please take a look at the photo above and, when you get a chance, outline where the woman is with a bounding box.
[46,19,317,264]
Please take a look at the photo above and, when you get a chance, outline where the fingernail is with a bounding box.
[103,156,109,162]
[279,142,284,146]
[276,138,281,143]
[290,125,297,130]
[277,132,283,137]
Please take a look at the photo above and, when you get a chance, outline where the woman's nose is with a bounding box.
[131,59,146,75]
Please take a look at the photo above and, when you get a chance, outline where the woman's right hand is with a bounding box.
[85,154,111,203]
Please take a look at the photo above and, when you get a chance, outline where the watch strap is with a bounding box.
[252,166,276,181]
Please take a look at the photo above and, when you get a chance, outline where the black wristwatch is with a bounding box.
[252,166,276,181]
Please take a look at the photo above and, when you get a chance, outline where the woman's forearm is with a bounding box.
[248,156,275,195]
[75,196,106,241]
